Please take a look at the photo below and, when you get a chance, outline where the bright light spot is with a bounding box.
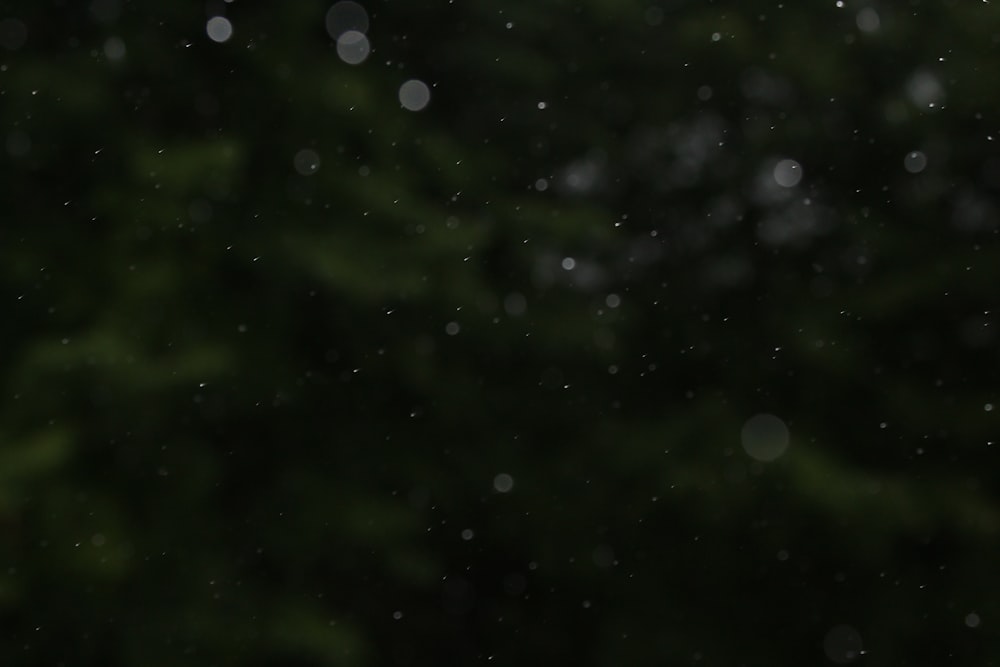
[823,625,863,664]
[399,79,431,111]
[534,178,548,191]
[493,473,514,493]
[326,1,369,39]
[103,36,126,61]
[986,403,994,412]
[903,150,927,173]
[711,31,721,41]
[293,149,321,175]
[773,159,803,187]
[966,612,981,628]
[206,16,233,43]
[856,7,880,32]
[392,610,403,620]
[605,293,621,308]
[336,30,370,65]
[537,101,547,109]
[461,528,475,541]
[741,413,790,462]
[561,257,576,271]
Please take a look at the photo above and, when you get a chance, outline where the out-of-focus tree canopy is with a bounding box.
[1,1,999,665]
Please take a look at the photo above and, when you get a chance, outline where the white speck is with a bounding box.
[605,293,621,308]
[836,1,844,7]
[336,30,370,65]
[966,612,981,628]
[986,403,994,412]
[293,148,321,175]
[445,321,460,335]
[741,413,790,462]
[392,610,403,620]
[903,150,927,174]
[461,528,474,541]
[534,178,548,191]
[561,257,576,271]
[711,32,721,41]
[493,473,514,493]
[537,101,547,110]
[399,79,431,111]
[206,16,233,43]
[773,159,803,187]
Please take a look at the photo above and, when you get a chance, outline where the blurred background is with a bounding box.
[1,0,999,665]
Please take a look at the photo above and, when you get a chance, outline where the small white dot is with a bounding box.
[966,612,981,628]
[392,610,403,620]
[461,528,475,541]
[537,101,547,110]
[605,294,621,308]
[561,257,576,271]
[986,403,994,412]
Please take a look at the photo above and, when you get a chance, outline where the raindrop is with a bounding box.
[855,7,880,32]
[326,1,369,39]
[206,16,233,43]
[965,612,981,628]
[493,473,514,493]
[903,151,927,173]
[773,159,803,187]
[336,30,370,65]
[103,36,126,61]
[503,292,527,316]
[0,18,27,51]
[741,413,790,462]
[823,625,863,664]
[399,79,431,111]
[293,149,321,176]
